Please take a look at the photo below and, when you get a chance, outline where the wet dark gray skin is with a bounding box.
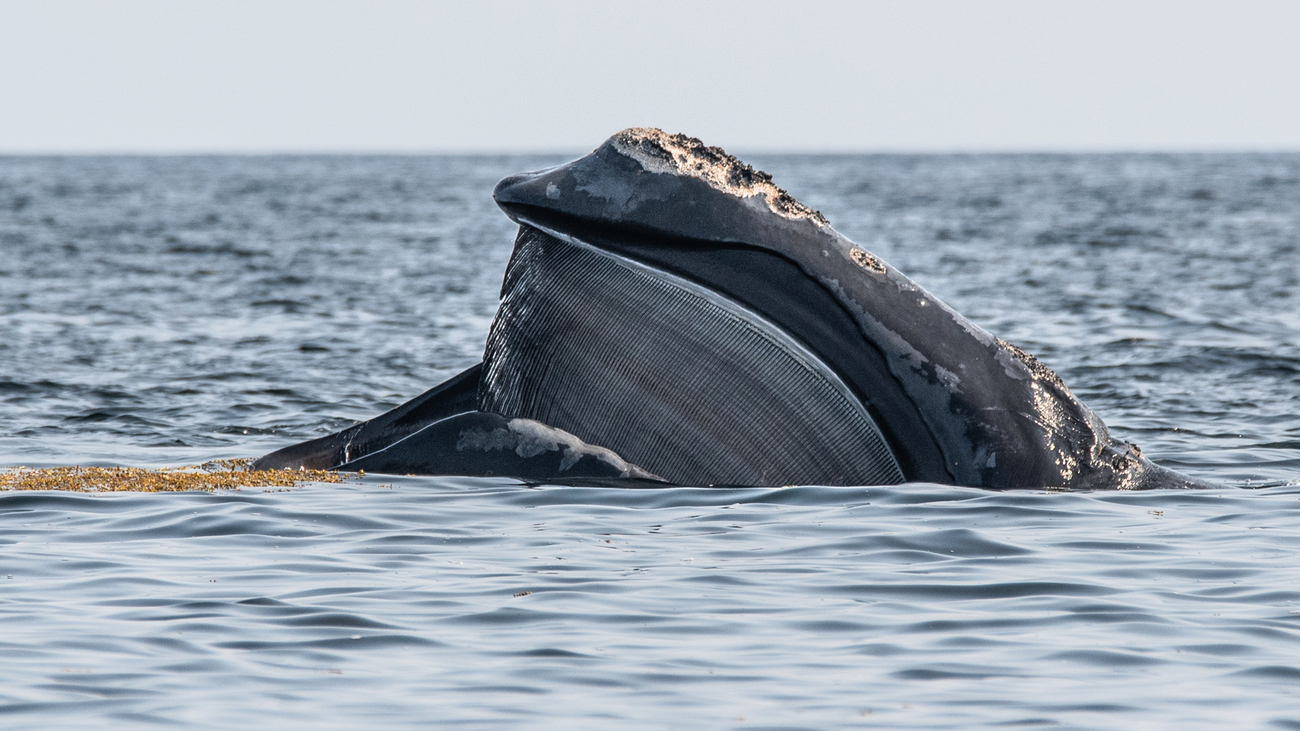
[254,128,1210,490]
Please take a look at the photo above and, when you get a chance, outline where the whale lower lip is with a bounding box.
[478,223,905,487]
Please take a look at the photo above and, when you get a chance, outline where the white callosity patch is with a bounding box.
[994,348,1032,381]
[456,418,655,478]
[507,419,657,479]
[611,128,829,226]
[454,426,515,453]
[934,364,964,394]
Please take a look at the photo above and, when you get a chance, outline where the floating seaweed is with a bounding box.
[0,459,356,493]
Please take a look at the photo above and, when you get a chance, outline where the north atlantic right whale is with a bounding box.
[253,128,1210,490]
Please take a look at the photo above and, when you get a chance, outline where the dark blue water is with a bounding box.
[2,154,1298,728]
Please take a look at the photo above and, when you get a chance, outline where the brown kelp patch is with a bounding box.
[0,459,355,493]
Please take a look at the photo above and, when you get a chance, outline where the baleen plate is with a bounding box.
[479,226,904,487]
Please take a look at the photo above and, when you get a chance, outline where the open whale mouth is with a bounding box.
[252,129,1210,491]
[478,224,905,487]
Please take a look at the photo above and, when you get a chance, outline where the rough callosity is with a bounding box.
[610,128,829,226]
[849,247,888,275]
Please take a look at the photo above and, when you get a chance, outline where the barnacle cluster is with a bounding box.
[0,459,353,493]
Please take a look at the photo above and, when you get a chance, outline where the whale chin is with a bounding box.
[478,224,904,488]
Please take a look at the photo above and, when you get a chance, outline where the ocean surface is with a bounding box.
[1,152,1298,729]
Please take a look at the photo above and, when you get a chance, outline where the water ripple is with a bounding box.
[3,154,1300,728]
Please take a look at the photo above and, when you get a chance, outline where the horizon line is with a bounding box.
[4,146,1300,157]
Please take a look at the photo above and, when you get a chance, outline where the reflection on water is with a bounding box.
[1,154,1298,728]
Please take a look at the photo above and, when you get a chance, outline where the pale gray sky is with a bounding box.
[3,0,1298,153]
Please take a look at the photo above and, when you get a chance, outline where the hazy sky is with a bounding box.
[3,0,1298,153]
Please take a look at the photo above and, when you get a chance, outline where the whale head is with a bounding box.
[484,128,1207,490]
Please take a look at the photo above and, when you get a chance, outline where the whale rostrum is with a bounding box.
[253,128,1210,490]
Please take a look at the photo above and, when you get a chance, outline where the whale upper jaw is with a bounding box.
[492,130,848,258]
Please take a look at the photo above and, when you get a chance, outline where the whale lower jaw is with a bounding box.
[477,224,904,488]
